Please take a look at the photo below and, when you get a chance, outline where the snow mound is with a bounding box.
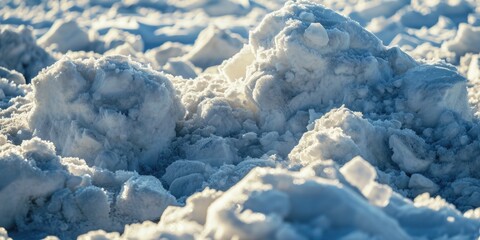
[38,19,90,53]
[0,25,53,82]
[226,0,471,134]
[28,55,183,171]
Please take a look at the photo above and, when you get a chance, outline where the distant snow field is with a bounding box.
[1,0,480,239]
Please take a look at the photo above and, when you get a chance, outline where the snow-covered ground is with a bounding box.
[1,0,480,239]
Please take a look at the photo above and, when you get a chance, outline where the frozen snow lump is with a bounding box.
[28,55,184,171]
[0,25,54,82]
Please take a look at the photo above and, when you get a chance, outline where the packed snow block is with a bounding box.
[0,25,53,82]
[204,168,409,240]
[116,176,176,221]
[340,156,377,191]
[38,19,91,53]
[184,25,245,69]
[340,156,392,207]
[28,55,184,171]
[400,64,472,127]
[389,131,434,174]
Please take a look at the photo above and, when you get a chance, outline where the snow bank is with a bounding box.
[0,25,53,82]
[28,55,183,171]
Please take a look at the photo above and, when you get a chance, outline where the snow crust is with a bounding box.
[1,0,480,239]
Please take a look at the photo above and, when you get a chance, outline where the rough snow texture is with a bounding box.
[29,55,183,171]
[2,0,480,239]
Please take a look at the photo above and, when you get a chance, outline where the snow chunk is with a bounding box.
[443,23,480,58]
[400,64,472,126]
[38,20,90,53]
[28,55,183,171]
[145,42,189,67]
[304,22,329,47]
[162,160,206,186]
[184,25,245,69]
[409,173,440,195]
[74,186,110,224]
[163,58,198,79]
[184,136,237,166]
[389,132,434,173]
[116,176,176,221]
[340,156,392,207]
[220,45,255,82]
[340,156,376,191]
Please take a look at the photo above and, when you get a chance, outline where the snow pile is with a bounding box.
[0,25,53,82]
[29,55,183,171]
[2,0,480,239]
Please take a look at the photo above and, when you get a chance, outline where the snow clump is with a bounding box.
[28,55,183,171]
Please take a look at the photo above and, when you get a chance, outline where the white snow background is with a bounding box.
[1,0,480,239]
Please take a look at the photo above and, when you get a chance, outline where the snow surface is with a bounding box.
[1,0,480,239]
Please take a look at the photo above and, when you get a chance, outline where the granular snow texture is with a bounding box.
[1,0,480,239]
